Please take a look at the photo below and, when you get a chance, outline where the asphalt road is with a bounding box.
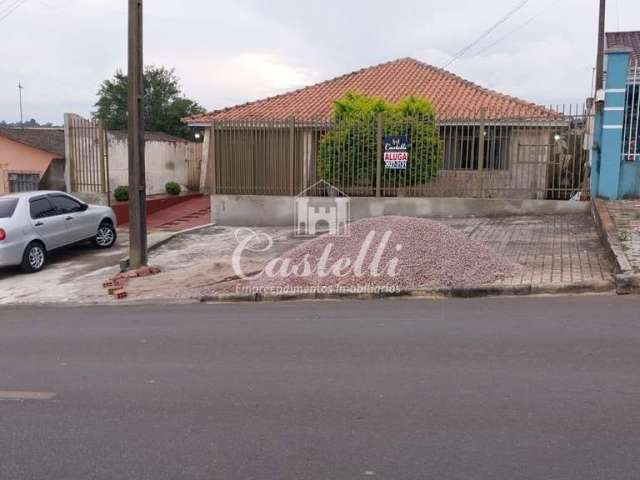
[1,295,639,480]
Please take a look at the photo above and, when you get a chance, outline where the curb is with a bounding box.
[591,199,640,294]
[198,280,616,304]
[119,222,216,271]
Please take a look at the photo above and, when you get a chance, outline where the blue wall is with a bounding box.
[593,49,640,199]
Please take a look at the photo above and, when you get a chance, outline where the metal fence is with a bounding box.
[208,105,591,200]
[65,114,109,195]
[623,59,640,162]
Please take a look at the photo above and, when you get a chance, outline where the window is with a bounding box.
[442,127,511,170]
[622,83,639,161]
[8,173,40,193]
[49,195,84,214]
[29,197,57,219]
[0,198,19,218]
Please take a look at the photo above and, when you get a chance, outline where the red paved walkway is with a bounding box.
[120,196,211,232]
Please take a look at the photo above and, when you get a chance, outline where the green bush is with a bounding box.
[319,92,443,191]
[113,185,128,202]
[165,181,181,195]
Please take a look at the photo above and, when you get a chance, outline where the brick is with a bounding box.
[112,289,128,300]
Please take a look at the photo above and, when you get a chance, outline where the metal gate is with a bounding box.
[64,114,109,196]
[186,142,203,191]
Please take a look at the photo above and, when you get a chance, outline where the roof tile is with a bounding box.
[186,58,554,123]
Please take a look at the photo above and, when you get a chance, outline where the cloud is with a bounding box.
[0,0,638,123]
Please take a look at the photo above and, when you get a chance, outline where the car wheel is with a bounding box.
[94,222,117,249]
[21,242,47,273]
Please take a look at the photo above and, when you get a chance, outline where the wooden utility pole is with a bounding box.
[128,0,147,268]
[595,0,606,93]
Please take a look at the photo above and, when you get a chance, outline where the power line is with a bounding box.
[444,0,530,68]
[0,0,28,23]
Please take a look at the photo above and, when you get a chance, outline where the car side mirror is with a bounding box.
[81,203,89,211]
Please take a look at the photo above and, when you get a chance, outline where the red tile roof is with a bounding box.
[606,31,640,63]
[186,57,554,123]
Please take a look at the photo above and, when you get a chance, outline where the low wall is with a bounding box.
[111,193,203,225]
[212,194,591,227]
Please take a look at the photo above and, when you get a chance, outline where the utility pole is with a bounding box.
[18,82,24,127]
[127,0,147,268]
[595,0,606,94]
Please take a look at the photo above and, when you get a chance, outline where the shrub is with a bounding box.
[319,92,443,191]
[113,185,129,202]
[165,181,181,195]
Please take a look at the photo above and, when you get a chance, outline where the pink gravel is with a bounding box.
[237,216,518,292]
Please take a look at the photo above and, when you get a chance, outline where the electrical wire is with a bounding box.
[444,0,530,68]
[0,0,28,23]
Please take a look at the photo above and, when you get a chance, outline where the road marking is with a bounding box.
[0,391,57,401]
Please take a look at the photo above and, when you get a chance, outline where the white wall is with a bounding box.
[107,134,189,196]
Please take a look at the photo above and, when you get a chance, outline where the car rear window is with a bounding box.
[0,198,19,218]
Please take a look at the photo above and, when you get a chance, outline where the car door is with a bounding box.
[28,196,69,250]
[48,194,94,242]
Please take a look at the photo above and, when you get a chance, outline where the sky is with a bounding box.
[1,0,638,124]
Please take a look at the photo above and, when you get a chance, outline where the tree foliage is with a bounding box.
[94,66,205,139]
[319,92,443,191]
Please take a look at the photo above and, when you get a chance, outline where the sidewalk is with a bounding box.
[605,200,640,273]
[124,214,614,303]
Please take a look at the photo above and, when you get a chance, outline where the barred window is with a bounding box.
[443,127,510,170]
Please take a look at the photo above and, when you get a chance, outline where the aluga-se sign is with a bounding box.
[383,135,408,170]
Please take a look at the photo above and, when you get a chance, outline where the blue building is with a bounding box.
[592,31,640,199]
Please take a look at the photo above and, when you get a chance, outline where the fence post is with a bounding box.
[208,121,216,195]
[289,117,295,195]
[478,107,486,196]
[97,120,108,203]
[376,113,383,197]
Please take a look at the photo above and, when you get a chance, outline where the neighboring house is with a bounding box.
[606,31,640,163]
[187,57,575,200]
[0,128,66,195]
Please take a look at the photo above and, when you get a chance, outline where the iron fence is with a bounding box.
[208,105,591,200]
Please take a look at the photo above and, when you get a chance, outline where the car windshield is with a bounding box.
[0,198,19,218]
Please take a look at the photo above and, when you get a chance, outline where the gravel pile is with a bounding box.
[241,216,518,292]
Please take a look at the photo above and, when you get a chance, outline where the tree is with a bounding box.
[319,92,443,193]
[94,66,205,139]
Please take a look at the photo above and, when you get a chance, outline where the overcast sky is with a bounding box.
[1,0,638,124]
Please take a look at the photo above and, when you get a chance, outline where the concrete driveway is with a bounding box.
[0,229,175,305]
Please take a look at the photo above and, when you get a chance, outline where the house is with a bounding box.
[0,127,66,195]
[187,58,582,201]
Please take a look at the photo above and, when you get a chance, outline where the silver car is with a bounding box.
[0,191,117,273]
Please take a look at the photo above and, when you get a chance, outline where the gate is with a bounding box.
[186,142,203,191]
[64,113,109,197]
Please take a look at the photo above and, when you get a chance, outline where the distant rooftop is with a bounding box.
[0,127,65,158]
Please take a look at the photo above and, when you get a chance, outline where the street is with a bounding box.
[1,295,640,480]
